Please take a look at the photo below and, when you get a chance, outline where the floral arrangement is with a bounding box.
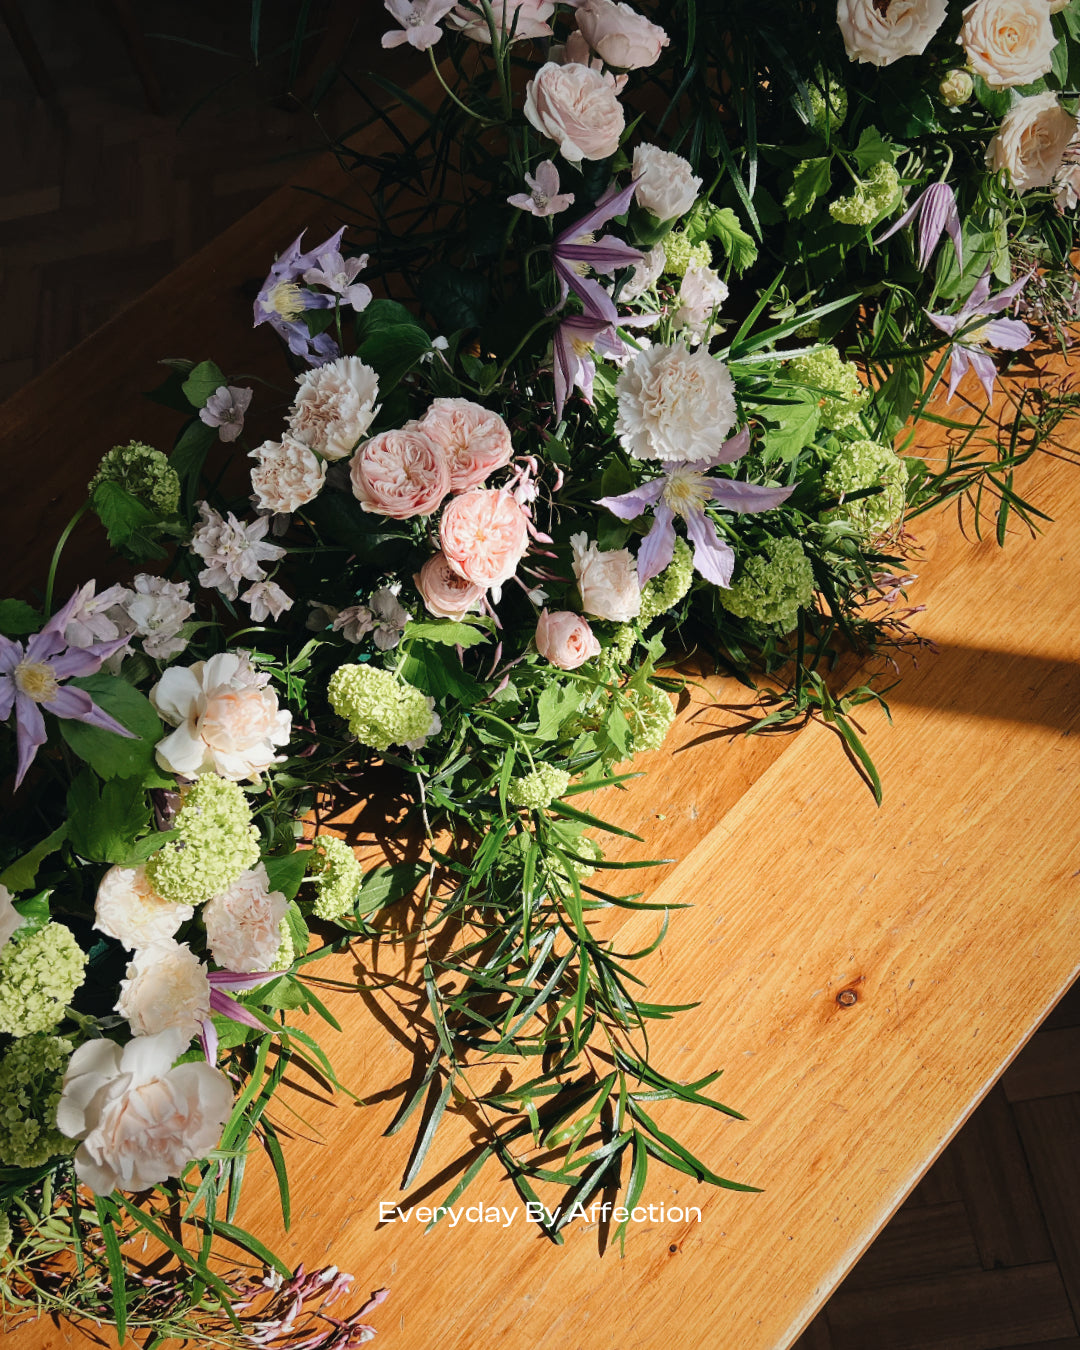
[3,0,1080,1340]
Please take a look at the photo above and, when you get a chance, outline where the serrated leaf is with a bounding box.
[783,157,831,218]
[849,126,900,173]
[181,359,227,409]
[404,619,491,648]
[708,207,758,274]
[90,482,166,560]
[58,674,162,780]
[66,772,152,864]
[535,682,582,740]
[763,393,822,463]
[0,599,44,637]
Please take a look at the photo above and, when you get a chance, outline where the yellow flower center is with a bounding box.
[662,468,711,519]
[570,232,596,277]
[267,281,305,321]
[14,660,59,703]
[964,320,992,345]
[571,336,595,358]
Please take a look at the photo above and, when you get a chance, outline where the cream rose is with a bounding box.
[94,864,194,951]
[350,423,451,519]
[287,356,380,461]
[571,534,641,622]
[250,437,327,513]
[57,1027,233,1194]
[415,552,486,619]
[151,650,292,781]
[535,609,602,669]
[440,489,530,589]
[615,342,738,463]
[451,0,554,41]
[837,0,948,65]
[631,144,702,222]
[987,91,1076,192]
[959,0,1056,89]
[523,62,625,164]
[203,864,288,973]
[115,939,211,1039]
[417,398,514,493]
[574,0,669,69]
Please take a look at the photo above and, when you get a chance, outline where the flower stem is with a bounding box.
[44,501,91,615]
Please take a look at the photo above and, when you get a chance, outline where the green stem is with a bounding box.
[44,501,91,615]
[428,47,496,127]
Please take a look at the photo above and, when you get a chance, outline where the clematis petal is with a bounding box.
[596,479,666,520]
[713,426,751,466]
[965,347,1000,404]
[981,317,1032,351]
[945,345,971,402]
[684,508,736,588]
[708,480,795,514]
[47,687,137,738]
[13,694,47,789]
[636,502,677,585]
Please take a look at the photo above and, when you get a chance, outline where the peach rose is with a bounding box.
[523,62,625,164]
[575,0,669,71]
[415,552,486,619]
[350,423,451,519]
[959,0,1056,90]
[837,0,948,66]
[535,609,601,669]
[439,490,529,589]
[986,92,1076,192]
[417,398,514,492]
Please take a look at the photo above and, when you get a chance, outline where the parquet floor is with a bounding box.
[4,6,1080,1348]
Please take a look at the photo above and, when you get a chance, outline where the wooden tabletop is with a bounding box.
[3,111,1079,1350]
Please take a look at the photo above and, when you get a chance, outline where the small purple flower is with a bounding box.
[508,160,576,218]
[597,429,794,588]
[553,179,643,322]
[875,181,963,272]
[254,230,342,367]
[382,0,456,49]
[200,385,253,443]
[552,315,623,420]
[926,268,1033,403]
[303,249,373,314]
[0,590,136,789]
[333,587,411,650]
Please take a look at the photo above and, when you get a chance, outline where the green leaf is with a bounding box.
[356,861,427,914]
[535,682,582,740]
[404,619,492,649]
[356,325,432,395]
[181,359,227,409]
[419,263,489,332]
[93,1197,128,1343]
[66,773,153,864]
[264,848,310,901]
[0,599,43,637]
[58,674,163,780]
[356,298,426,338]
[849,126,899,173]
[0,823,67,891]
[170,418,218,481]
[707,207,758,274]
[783,157,831,218]
[90,482,166,560]
[762,393,821,464]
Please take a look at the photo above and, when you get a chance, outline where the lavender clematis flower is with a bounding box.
[0,589,136,789]
[302,248,373,314]
[926,268,1033,403]
[552,179,643,322]
[875,180,963,272]
[200,968,279,1062]
[254,230,341,366]
[596,429,794,588]
[381,0,456,50]
[552,314,624,420]
[200,384,253,443]
[508,160,576,217]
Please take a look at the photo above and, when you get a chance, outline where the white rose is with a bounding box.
[151,650,292,781]
[837,0,948,65]
[250,437,327,513]
[631,144,702,222]
[571,533,641,621]
[986,92,1076,192]
[959,0,1057,89]
[56,1027,233,1194]
[115,939,211,1038]
[126,574,195,661]
[0,884,23,951]
[615,342,737,462]
[674,265,729,345]
[94,864,194,951]
[287,356,380,461]
[203,864,288,973]
[523,62,625,164]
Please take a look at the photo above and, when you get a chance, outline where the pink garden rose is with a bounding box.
[523,62,625,164]
[439,489,530,589]
[415,552,486,619]
[350,423,451,519]
[574,0,669,70]
[417,397,514,492]
[535,609,601,669]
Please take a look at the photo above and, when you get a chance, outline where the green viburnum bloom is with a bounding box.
[508,763,571,811]
[785,346,869,432]
[808,77,847,133]
[720,537,816,632]
[89,440,180,516]
[0,1033,75,1168]
[147,774,260,905]
[626,683,676,754]
[308,835,363,922]
[328,664,436,754]
[0,924,87,1037]
[0,1210,11,1251]
[823,439,908,540]
[639,537,694,626]
[829,162,901,227]
[604,624,637,670]
[662,232,712,278]
[271,915,295,972]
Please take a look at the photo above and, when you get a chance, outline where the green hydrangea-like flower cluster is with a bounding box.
[808,78,847,133]
[604,624,637,671]
[786,346,869,432]
[0,924,87,1036]
[823,439,908,539]
[627,683,676,755]
[662,232,712,278]
[328,664,434,753]
[639,537,694,626]
[0,1033,75,1169]
[829,161,901,227]
[89,440,180,515]
[308,835,363,921]
[271,916,295,972]
[148,774,260,905]
[508,763,571,811]
[545,833,603,890]
[0,1209,11,1251]
[720,537,816,631]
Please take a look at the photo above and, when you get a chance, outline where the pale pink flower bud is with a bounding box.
[574,0,669,70]
[535,609,601,669]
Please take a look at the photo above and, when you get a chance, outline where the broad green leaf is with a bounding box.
[65,772,153,864]
[59,674,163,780]
[0,599,43,637]
[90,482,166,560]
[356,861,428,914]
[849,126,900,173]
[535,682,583,740]
[762,393,821,464]
[404,620,491,648]
[264,848,310,901]
[783,157,831,218]
[170,417,218,481]
[181,359,227,409]
[707,206,758,274]
[356,325,432,395]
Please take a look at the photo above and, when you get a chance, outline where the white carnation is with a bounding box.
[287,356,381,461]
[615,342,737,462]
[203,864,289,973]
[126,574,195,660]
[631,144,702,222]
[571,533,641,622]
[837,0,948,66]
[250,437,327,513]
[115,939,211,1039]
[94,864,194,951]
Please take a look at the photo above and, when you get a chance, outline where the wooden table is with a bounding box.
[3,110,1079,1350]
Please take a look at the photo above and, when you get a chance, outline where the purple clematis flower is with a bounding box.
[553,314,624,420]
[875,180,963,272]
[508,160,576,218]
[596,429,794,588]
[199,968,278,1062]
[0,589,136,789]
[926,268,1033,404]
[254,229,342,366]
[552,179,643,322]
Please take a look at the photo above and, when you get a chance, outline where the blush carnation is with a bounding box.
[115,939,211,1039]
[350,423,451,519]
[523,62,625,165]
[287,356,380,461]
[439,490,530,589]
[416,398,514,492]
[94,864,194,951]
[415,552,486,619]
[837,0,948,65]
[250,437,327,514]
[615,343,738,463]
[571,534,642,622]
[535,609,602,669]
[959,0,1056,90]
[631,144,702,222]
[203,864,289,973]
[986,92,1076,192]
[574,0,669,70]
